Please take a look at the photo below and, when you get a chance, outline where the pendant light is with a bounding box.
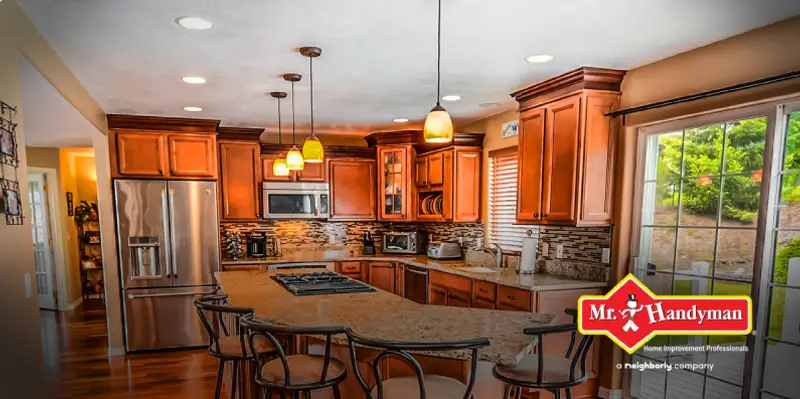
[282,73,305,171]
[300,46,324,163]
[269,91,290,177]
[423,0,453,143]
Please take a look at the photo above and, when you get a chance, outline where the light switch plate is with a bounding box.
[24,273,32,299]
[602,248,611,264]
[556,245,564,259]
[329,235,336,244]
[542,242,549,256]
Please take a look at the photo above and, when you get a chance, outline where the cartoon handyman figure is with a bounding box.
[620,293,644,332]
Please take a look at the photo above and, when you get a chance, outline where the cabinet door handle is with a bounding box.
[542,213,548,218]
[479,288,489,293]
[508,295,517,300]
[533,213,539,218]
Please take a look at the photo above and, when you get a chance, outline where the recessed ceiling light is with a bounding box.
[441,95,461,102]
[393,118,409,123]
[526,54,554,63]
[175,17,212,30]
[183,106,203,112]
[479,102,500,108]
[181,76,206,84]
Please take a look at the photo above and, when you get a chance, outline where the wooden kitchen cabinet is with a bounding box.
[473,297,496,309]
[447,289,471,308]
[415,148,480,223]
[329,159,376,221]
[378,145,414,221]
[429,285,447,306]
[115,131,168,177]
[336,261,363,281]
[367,262,396,293]
[414,156,428,187]
[219,141,262,220]
[497,285,534,312]
[168,134,216,178]
[297,162,326,181]
[261,156,293,182]
[415,152,444,188]
[429,271,472,308]
[262,156,326,182]
[512,67,624,226]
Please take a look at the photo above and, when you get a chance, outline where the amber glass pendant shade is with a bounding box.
[272,157,290,176]
[423,103,453,143]
[302,136,324,163]
[286,146,305,170]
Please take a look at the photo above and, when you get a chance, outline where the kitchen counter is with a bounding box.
[216,269,557,365]
[221,250,608,292]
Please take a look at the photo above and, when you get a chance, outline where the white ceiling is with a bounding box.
[19,55,102,148]
[17,0,800,135]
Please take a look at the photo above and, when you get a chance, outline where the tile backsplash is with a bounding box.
[537,225,612,264]
[220,220,484,256]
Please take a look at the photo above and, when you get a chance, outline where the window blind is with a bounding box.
[488,147,537,251]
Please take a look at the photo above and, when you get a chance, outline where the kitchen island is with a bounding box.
[217,269,558,399]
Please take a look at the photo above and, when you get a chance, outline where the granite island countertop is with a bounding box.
[216,269,557,365]
[221,250,608,292]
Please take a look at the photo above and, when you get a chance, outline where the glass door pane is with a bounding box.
[632,115,767,399]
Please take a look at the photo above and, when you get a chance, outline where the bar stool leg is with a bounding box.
[514,386,522,399]
[551,389,561,399]
[565,388,572,399]
[231,360,239,399]
[332,384,342,399]
[215,360,225,399]
[503,384,511,399]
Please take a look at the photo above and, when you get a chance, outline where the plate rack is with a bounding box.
[1,100,24,225]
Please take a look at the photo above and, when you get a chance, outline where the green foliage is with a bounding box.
[74,201,98,226]
[773,239,800,285]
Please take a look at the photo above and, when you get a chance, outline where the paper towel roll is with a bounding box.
[519,236,538,274]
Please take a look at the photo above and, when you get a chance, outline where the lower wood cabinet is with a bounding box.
[336,261,363,282]
[429,271,472,307]
[429,285,447,305]
[497,285,534,312]
[446,289,471,308]
[367,262,396,293]
[219,141,262,220]
[329,159,377,221]
[472,297,496,309]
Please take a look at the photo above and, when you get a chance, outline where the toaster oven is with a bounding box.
[382,231,427,254]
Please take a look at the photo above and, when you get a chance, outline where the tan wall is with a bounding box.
[0,1,105,394]
[605,15,800,393]
[458,109,519,234]
[26,146,60,169]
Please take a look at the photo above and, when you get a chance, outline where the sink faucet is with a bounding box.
[476,243,503,268]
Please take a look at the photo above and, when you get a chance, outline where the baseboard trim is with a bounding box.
[598,387,623,399]
[108,346,126,357]
[63,297,83,311]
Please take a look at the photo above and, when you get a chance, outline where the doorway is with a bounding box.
[28,171,59,310]
[628,100,800,399]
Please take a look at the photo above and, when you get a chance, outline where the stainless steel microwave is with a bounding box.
[262,182,329,219]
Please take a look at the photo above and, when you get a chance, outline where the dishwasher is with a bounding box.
[403,265,429,304]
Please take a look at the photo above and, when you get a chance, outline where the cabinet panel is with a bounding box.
[297,162,326,182]
[168,134,216,178]
[473,297,496,309]
[428,152,444,186]
[542,96,580,224]
[447,289,471,308]
[116,132,167,177]
[473,280,497,302]
[367,262,396,293]
[338,261,362,274]
[429,270,471,293]
[497,285,533,312]
[580,93,618,223]
[414,156,428,187]
[219,142,261,220]
[262,156,294,182]
[378,146,412,221]
[429,285,447,306]
[329,159,376,221]
[517,109,545,222]
[453,150,480,222]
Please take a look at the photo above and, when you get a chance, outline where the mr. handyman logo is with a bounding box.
[578,274,752,354]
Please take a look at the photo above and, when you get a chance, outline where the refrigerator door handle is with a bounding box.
[168,188,178,280]
[161,189,172,278]
[127,290,216,299]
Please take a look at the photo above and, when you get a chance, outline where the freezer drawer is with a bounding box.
[123,286,216,352]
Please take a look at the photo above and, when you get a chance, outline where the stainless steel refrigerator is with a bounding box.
[114,180,220,352]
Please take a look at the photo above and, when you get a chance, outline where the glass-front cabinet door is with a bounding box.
[378,146,412,221]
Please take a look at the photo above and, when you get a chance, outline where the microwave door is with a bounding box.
[266,193,315,218]
[114,180,172,289]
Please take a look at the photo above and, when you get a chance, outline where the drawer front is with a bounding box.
[339,261,362,274]
[429,270,472,293]
[497,285,533,312]
[473,280,497,301]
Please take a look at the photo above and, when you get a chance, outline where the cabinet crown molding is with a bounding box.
[107,114,221,132]
[364,130,485,152]
[510,67,626,103]
[217,126,265,141]
[260,143,376,159]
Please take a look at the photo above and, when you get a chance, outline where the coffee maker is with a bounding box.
[246,232,268,258]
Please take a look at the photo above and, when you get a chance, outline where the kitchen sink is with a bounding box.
[453,266,497,273]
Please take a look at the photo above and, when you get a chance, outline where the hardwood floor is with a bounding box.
[41,301,223,398]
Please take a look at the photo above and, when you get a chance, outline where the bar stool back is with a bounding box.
[345,329,491,399]
[240,315,348,399]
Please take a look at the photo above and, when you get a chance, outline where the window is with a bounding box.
[487,146,538,251]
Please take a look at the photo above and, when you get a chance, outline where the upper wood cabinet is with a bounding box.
[262,156,326,182]
[297,162,326,182]
[416,147,481,223]
[414,152,444,188]
[261,156,293,182]
[377,145,414,221]
[219,141,262,221]
[511,67,625,226]
[329,159,376,221]
[168,134,216,178]
[107,115,220,180]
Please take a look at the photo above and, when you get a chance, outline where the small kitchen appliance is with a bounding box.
[426,241,463,260]
[382,231,426,254]
[272,272,376,296]
[247,231,268,258]
[262,182,329,219]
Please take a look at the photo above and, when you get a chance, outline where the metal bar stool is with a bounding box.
[240,315,348,399]
[195,294,278,399]
[492,308,592,399]
[345,328,491,399]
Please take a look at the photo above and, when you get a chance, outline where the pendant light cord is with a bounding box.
[277,97,282,145]
[291,81,296,146]
[436,0,442,106]
[309,56,315,138]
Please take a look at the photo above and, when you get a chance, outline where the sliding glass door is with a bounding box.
[629,101,800,399]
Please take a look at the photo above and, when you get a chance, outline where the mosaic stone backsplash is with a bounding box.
[537,225,612,264]
[220,220,485,257]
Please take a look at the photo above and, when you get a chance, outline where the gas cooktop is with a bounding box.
[271,272,376,296]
